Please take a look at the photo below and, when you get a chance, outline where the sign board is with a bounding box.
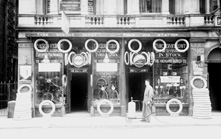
[160,76,180,83]
[60,0,81,14]
[96,63,118,72]
[38,63,61,72]
[25,32,190,38]
[192,61,204,75]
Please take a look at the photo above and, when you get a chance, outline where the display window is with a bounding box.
[153,41,189,105]
[34,42,65,107]
[92,42,120,106]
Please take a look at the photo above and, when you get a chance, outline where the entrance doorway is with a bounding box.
[208,63,221,111]
[128,73,148,111]
[71,73,88,112]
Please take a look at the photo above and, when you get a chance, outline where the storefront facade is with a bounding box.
[16,0,221,118]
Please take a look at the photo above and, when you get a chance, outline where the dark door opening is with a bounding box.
[71,73,88,112]
[129,73,147,111]
[208,63,221,111]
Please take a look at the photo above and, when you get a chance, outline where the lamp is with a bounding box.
[103,53,110,63]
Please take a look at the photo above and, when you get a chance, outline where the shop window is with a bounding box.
[92,42,120,106]
[139,0,162,13]
[153,42,189,105]
[34,42,65,107]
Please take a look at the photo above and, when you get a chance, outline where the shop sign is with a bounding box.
[192,61,204,75]
[60,0,80,14]
[129,68,147,73]
[155,58,187,64]
[160,76,180,83]
[26,32,190,38]
[133,54,146,68]
[70,68,88,73]
[155,44,187,58]
[36,52,63,59]
[72,54,85,67]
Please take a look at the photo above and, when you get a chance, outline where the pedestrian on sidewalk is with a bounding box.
[142,79,154,123]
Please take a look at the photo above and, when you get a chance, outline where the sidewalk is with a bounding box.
[0,112,221,129]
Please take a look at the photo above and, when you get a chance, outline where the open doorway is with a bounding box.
[208,63,221,111]
[128,73,147,111]
[71,73,88,112]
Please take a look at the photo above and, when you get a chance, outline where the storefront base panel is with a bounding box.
[34,107,64,117]
[155,105,189,116]
[91,106,121,116]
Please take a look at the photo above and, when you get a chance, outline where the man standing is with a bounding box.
[142,79,154,123]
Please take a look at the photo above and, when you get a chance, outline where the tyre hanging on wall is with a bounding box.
[128,39,142,53]
[34,39,49,52]
[85,39,99,53]
[106,40,120,54]
[57,39,72,53]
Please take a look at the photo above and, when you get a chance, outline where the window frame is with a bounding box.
[139,0,162,14]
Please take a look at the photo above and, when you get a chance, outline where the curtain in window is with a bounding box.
[140,0,162,13]
[169,0,175,14]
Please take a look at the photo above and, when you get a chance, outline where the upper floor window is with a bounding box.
[210,0,219,12]
[169,0,175,14]
[36,0,60,15]
[200,0,206,14]
[140,0,162,13]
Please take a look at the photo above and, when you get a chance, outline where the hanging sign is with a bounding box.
[133,54,146,68]
[71,54,85,68]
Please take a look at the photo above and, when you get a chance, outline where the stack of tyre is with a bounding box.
[192,88,212,119]
[14,85,32,120]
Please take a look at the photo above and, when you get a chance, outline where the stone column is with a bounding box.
[206,0,210,14]
[119,39,127,116]
[162,0,169,14]
[81,0,88,15]
[17,33,35,117]
[191,0,200,14]
[184,0,191,14]
[117,0,124,15]
[103,0,117,14]
[127,0,139,15]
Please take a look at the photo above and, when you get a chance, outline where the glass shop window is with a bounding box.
[34,42,65,106]
[92,43,120,106]
[140,0,162,13]
[153,42,189,105]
